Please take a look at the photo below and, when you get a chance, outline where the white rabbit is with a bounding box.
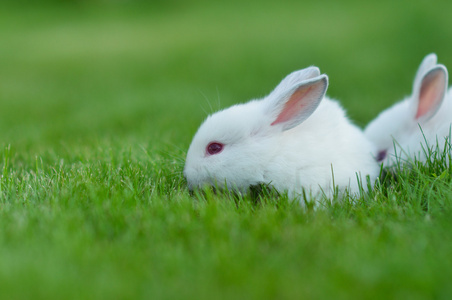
[184,66,380,201]
[364,53,449,166]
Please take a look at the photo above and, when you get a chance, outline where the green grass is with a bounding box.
[1,1,452,299]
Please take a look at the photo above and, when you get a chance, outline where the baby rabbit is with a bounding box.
[364,54,449,166]
[184,67,380,201]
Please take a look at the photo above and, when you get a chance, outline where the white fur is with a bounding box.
[184,67,380,202]
[364,54,449,166]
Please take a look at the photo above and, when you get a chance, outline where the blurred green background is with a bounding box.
[1,0,451,154]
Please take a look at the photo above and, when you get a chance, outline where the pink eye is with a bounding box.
[206,142,224,156]
[376,150,387,162]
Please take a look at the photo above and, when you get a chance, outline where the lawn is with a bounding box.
[1,1,452,299]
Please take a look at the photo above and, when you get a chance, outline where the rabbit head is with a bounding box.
[184,67,328,193]
[364,53,448,164]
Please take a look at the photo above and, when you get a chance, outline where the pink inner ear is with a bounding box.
[416,71,445,119]
[271,86,312,126]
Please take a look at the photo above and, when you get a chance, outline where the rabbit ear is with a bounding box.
[267,74,328,131]
[410,65,448,121]
[270,67,321,98]
[278,67,321,86]
[413,53,438,91]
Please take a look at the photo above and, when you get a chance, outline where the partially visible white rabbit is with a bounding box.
[184,67,380,202]
[364,54,449,166]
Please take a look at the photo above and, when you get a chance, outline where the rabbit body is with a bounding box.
[184,67,380,200]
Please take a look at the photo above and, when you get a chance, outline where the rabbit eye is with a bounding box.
[376,150,387,162]
[206,142,224,155]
